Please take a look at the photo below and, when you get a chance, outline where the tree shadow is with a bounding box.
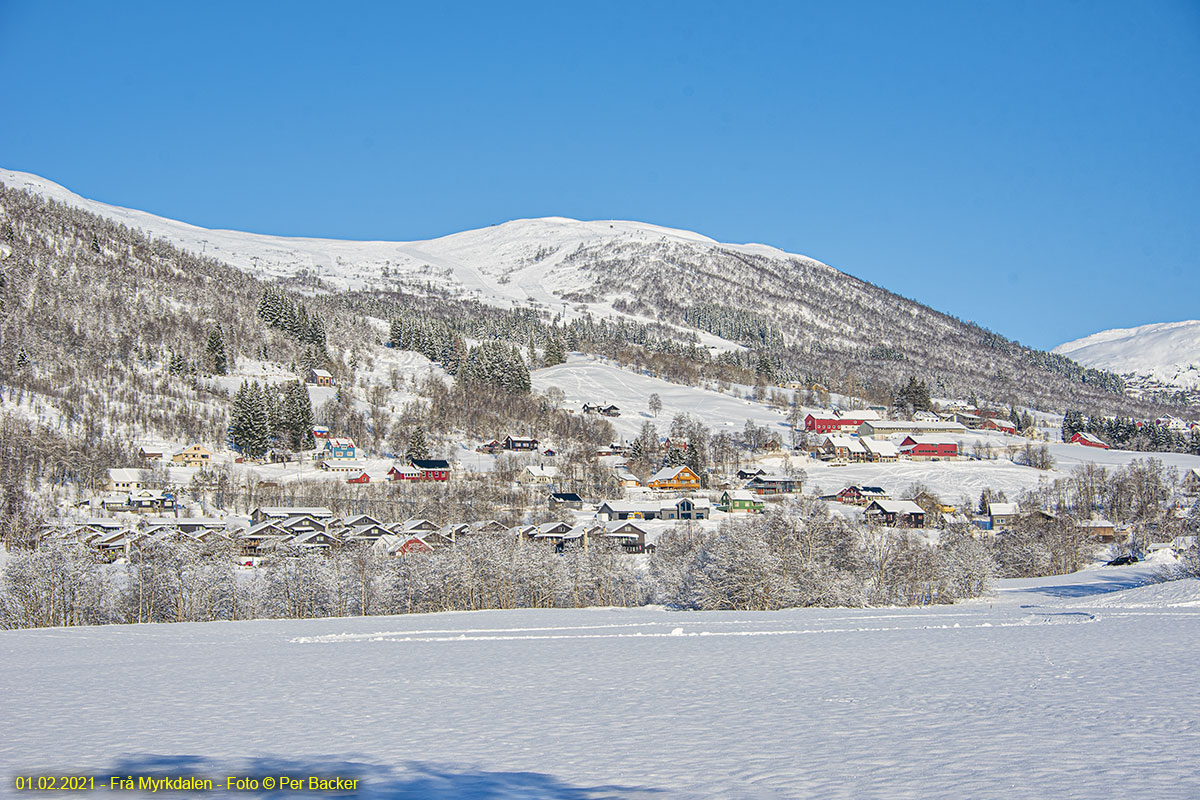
[97,754,665,799]
[1018,572,1151,599]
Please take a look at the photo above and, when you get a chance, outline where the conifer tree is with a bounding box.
[206,325,228,375]
[283,381,315,450]
[245,382,271,458]
[544,337,566,367]
[407,428,430,460]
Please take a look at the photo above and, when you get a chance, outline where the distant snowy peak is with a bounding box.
[0,167,817,314]
[1054,320,1200,389]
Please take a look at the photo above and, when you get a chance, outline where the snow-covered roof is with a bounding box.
[310,369,333,378]
[108,468,144,483]
[823,434,867,453]
[246,521,289,537]
[345,524,389,538]
[748,472,793,483]
[649,465,693,483]
[1072,431,1107,446]
[256,506,334,519]
[291,530,337,545]
[343,514,384,527]
[604,520,647,536]
[281,515,327,529]
[988,502,1019,516]
[141,516,225,528]
[860,420,967,433]
[524,465,559,478]
[902,435,959,445]
[866,499,925,515]
[861,439,899,457]
[323,458,369,471]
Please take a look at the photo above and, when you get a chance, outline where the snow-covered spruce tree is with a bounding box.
[458,341,531,394]
[543,337,566,367]
[206,324,228,375]
[407,428,430,460]
[247,382,272,457]
[229,381,271,459]
[283,381,315,451]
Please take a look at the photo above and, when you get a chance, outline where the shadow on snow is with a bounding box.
[96,754,665,799]
[1017,571,1152,599]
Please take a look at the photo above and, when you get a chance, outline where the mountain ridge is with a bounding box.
[0,166,1155,416]
[1054,320,1200,391]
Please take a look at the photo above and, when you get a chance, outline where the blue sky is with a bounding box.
[1,1,1197,349]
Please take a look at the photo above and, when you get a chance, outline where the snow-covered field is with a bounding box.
[3,566,1198,799]
[798,437,1200,508]
[533,356,793,442]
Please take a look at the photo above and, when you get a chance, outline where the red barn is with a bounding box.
[900,435,959,460]
[1070,431,1110,449]
[981,418,1017,434]
[804,414,868,433]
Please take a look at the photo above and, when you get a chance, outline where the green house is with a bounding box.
[719,490,764,513]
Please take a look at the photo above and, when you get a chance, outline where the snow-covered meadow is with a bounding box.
[532,355,793,442]
[3,566,1198,799]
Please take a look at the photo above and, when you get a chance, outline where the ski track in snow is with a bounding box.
[3,570,1200,799]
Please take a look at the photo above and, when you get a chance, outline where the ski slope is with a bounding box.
[2,567,1198,799]
[1054,320,1200,389]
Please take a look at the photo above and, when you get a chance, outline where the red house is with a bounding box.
[804,414,869,433]
[396,535,432,554]
[1070,431,1110,449]
[899,436,959,460]
[388,458,451,482]
[981,418,1017,434]
[347,471,372,484]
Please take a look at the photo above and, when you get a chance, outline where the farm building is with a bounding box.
[1070,431,1110,449]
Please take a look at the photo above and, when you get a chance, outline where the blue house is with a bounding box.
[322,437,356,460]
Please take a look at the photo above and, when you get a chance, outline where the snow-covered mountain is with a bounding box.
[0,166,1144,414]
[1054,321,1200,390]
[0,167,809,325]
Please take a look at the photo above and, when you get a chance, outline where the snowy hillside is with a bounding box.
[533,355,794,441]
[1054,320,1200,389]
[3,566,1198,799]
[0,166,807,327]
[0,166,1144,415]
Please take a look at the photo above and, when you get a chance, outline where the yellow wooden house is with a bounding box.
[647,465,701,491]
[172,444,213,467]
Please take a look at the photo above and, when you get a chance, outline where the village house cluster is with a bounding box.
[60,386,1200,572]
